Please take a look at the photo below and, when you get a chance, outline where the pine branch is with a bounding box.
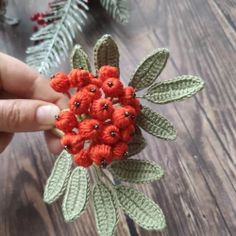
[99,0,129,24]
[26,0,88,75]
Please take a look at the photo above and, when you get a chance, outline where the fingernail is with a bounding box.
[36,104,60,125]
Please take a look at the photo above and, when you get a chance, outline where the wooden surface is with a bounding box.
[0,0,236,235]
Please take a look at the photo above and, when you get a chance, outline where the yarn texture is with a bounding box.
[51,64,140,168]
[44,34,204,236]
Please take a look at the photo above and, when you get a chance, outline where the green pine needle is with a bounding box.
[26,0,88,75]
[99,0,129,24]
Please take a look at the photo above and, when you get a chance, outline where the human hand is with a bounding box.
[0,53,68,154]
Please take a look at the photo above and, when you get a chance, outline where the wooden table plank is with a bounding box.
[0,0,235,235]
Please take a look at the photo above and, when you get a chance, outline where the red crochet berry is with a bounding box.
[55,110,78,133]
[98,65,119,82]
[79,119,101,139]
[74,149,93,167]
[50,65,142,168]
[69,69,90,88]
[89,74,103,88]
[120,124,135,142]
[90,98,114,121]
[89,144,112,166]
[69,91,91,115]
[122,86,136,99]
[112,142,128,160]
[101,125,120,144]
[82,84,102,100]
[112,106,136,128]
[120,87,141,114]
[50,72,70,93]
[102,78,124,97]
[132,98,142,114]
[61,133,84,154]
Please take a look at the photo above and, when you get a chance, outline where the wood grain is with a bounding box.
[0,0,235,235]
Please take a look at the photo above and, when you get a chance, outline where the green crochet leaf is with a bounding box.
[137,106,176,140]
[129,48,169,91]
[62,167,90,222]
[115,185,166,230]
[93,180,118,236]
[44,150,72,204]
[144,75,204,104]
[94,34,119,71]
[99,0,129,24]
[70,44,91,71]
[126,126,146,157]
[109,160,164,184]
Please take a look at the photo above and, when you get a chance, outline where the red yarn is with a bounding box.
[89,144,112,166]
[98,65,119,82]
[69,69,90,88]
[132,98,142,114]
[69,91,91,115]
[122,86,136,100]
[90,98,114,121]
[112,106,136,128]
[120,97,142,114]
[89,74,103,88]
[55,110,77,133]
[74,149,93,167]
[82,84,102,100]
[61,133,84,154]
[79,119,101,139]
[112,142,128,160]
[102,78,124,97]
[50,65,142,168]
[101,125,120,144]
[50,72,70,93]
[120,124,135,142]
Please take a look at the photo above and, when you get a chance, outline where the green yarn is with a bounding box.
[144,75,204,104]
[137,106,177,140]
[93,34,119,70]
[43,150,72,204]
[109,159,164,184]
[129,48,169,91]
[93,180,118,236]
[115,185,166,230]
[70,44,91,71]
[62,167,90,222]
[42,34,206,235]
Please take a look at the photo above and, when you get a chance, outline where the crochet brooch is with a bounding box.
[44,34,204,235]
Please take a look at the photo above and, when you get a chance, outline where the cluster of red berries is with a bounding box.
[30,10,59,32]
[50,65,142,168]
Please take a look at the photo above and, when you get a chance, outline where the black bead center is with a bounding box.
[110,131,116,137]
[93,124,100,130]
[103,103,109,110]
[107,81,113,87]
[74,101,80,107]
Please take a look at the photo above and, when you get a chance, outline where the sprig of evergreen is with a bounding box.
[26,0,88,75]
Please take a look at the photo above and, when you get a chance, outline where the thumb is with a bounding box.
[0,99,60,132]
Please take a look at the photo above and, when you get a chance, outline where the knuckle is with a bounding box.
[4,101,22,131]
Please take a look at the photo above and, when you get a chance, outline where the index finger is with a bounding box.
[0,53,68,108]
